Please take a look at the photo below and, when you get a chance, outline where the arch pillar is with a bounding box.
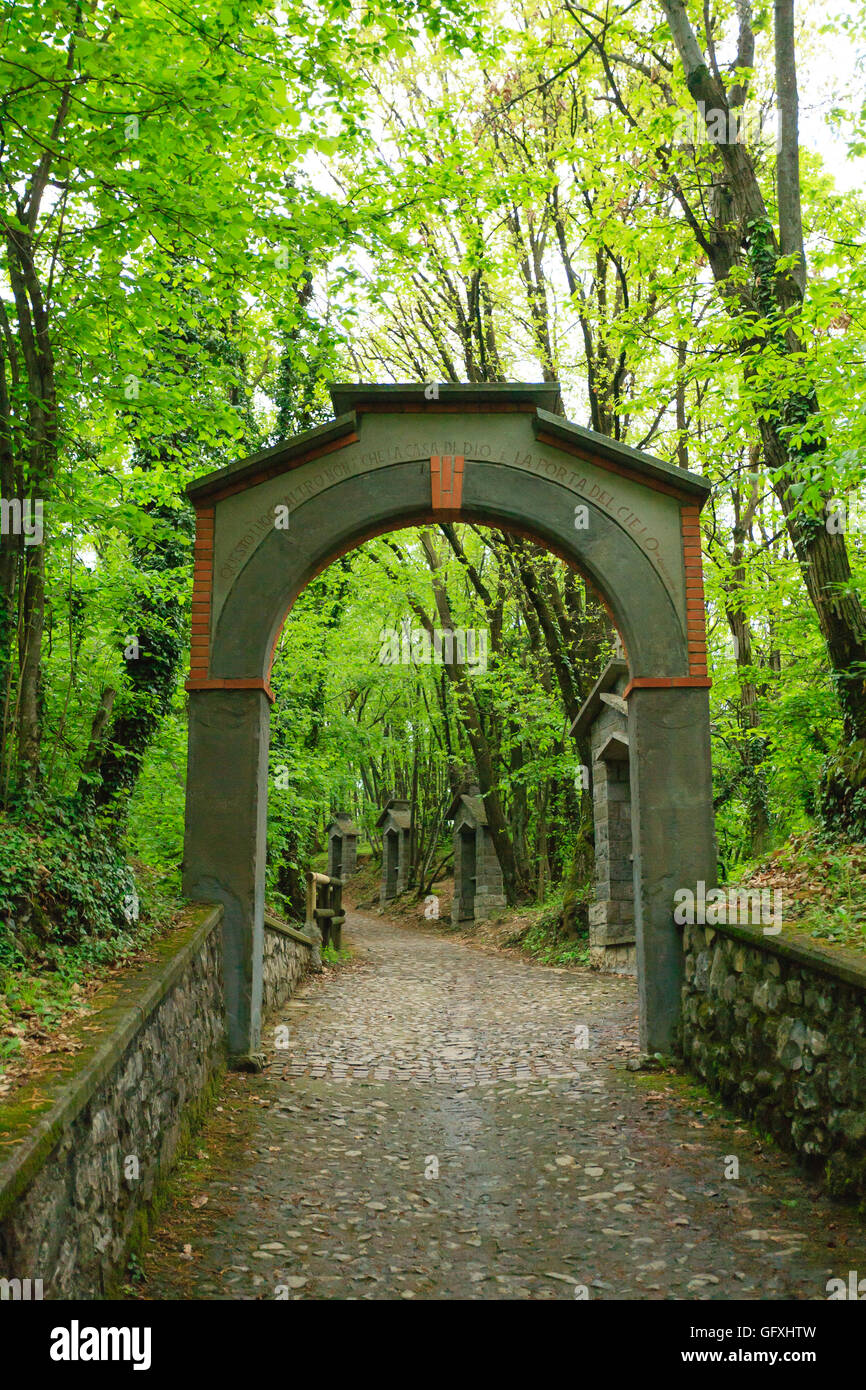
[181,381,717,1064]
[183,688,270,1065]
[627,682,716,1052]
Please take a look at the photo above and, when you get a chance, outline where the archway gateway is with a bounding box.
[183,383,716,1066]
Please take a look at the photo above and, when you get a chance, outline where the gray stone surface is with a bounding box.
[184,687,270,1063]
[0,909,226,1299]
[133,910,866,1302]
[183,388,714,1061]
[377,799,411,906]
[578,661,635,971]
[327,814,359,879]
[628,686,716,1053]
[262,919,313,1012]
[448,787,506,924]
[0,913,312,1300]
[682,920,866,1196]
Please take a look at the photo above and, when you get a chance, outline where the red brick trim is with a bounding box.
[188,506,214,682]
[185,676,275,703]
[624,676,712,698]
[431,454,464,510]
[534,429,691,500]
[681,502,708,677]
[203,431,360,504]
[357,403,537,414]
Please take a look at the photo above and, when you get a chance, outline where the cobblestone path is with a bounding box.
[135,912,866,1301]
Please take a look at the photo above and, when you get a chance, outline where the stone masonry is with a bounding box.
[0,908,226,1298]
[0,911,312,1299]
[326,813,359,880]
[262,915,315,1013]
[682,917,866,1197]
[184,383,718,1060]
[447,784,506,924]
[376,798,411,907]
[573,660,635,974]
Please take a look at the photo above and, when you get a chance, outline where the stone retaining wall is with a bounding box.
[681,919,866,1197]
[262,913,315,1011]
[0,908,312,1298]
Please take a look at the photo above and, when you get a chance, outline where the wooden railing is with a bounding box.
[305,871,346,968]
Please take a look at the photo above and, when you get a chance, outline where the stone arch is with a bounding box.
[182,384,716,1064]
[209,465,687,685]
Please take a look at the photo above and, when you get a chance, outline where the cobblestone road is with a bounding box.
[135,912,866,1301]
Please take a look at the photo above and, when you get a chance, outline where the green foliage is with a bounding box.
[499,887,593,966]
[819,741,866,842]
[125,704,188,883]
[264,525,602,912]
[2,0,866,1027]
[0,795,136,963]
[0,794,181,1073]
[321,942,351,964]
[727,830,866,954]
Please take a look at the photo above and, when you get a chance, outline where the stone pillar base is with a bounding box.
[230,1052,267,1073]
[589,943,637,975]
[472,894,506,922]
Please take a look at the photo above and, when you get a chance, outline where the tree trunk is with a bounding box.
[660,0,866,745]
[16,544,44,781]
[78,686,117,791]
[774,0,806,292]
[0,349,18,801]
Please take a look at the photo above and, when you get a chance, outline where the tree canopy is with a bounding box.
[2,0,866,1007]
